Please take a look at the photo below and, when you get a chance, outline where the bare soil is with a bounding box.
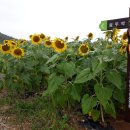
[0,89,130,130]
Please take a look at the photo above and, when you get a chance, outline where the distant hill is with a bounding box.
[0,32,15,43]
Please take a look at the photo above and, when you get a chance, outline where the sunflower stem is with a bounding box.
[100,104,105,123]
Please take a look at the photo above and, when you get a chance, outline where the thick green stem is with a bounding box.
[100,104,105,123]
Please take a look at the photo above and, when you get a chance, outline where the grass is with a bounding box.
[0,94,75,130]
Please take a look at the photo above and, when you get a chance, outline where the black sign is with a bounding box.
[107,17,130,30]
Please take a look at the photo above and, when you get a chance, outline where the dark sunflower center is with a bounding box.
[65,37,68,40]
[11,42,16,45]
[20,40,24,43]
[88,33,92,37]
[40,34,45,39]
[30,35,32,38]
[46,41,51,45]
[5,40,8,43]
[123,34,127,40]
[55,40,64,49]
[14,49,22,55]
[122,45,126,49]
[80,45,88,53]
[2,44,10,51]
[33,36,40,42]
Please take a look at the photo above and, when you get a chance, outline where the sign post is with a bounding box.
[99,8,130,122]
[99,17,129,31]
[125,8,130,122]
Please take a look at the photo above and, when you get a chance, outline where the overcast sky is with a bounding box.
[0,0,129,40]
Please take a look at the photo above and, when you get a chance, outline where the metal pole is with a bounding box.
[125,7,130,122]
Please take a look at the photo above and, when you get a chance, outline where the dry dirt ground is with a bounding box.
[1,106,130,130]
[1,90,130,130]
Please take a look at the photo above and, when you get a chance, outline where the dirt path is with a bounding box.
[0,113,31,130]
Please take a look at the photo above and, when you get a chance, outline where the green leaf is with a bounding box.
[52,89,68,107]
[0,81,4,90]
[70,84,82,102]
[45,73,65,94]
[92,59,100,72]
[92,58,107,75]
[107,70,122,89]
[57,61,76,78]
[94,84,113,107]
[104,101,116,118]
[82,94,97,114]
[20,73,31,85]
[113,88,125,103]
[74,68,93,83]
[46,54,59,64]
[91,109,100,122]
[40,66,50,74]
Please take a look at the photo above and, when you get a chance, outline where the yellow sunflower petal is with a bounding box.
[78,43,89,56]
[11,48,24,59]
[52,38,67,53]
[30,34,42,45]
[1,44,11,54]
[44,39,52,48]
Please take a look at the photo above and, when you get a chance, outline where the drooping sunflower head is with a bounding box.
[11,48,24,59]
[52,38,67,53]
[74,36,79,41]
[112,36,119,44]
[64,36,68,42]
[39,33,46,40]
[104,31,112,39]
[3,40,10,44]
[121,32,128,42]
[112,28,120,37]
[119,43,127,54]
[18,39,26,45]
[9,41,17,49]
[1,44,11,54]
[87,32,93,40]
[78,43,89,56]
[29,35,32,39]
[30,34,42,45]
[44,39,52,48]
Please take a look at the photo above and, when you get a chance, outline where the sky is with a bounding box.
[0,0,129,40]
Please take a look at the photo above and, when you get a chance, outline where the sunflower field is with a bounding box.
[0,28,128,123]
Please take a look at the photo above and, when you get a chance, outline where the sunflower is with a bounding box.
[44,39,52,48]
[3,40,11,44]
[87,33,93,40]
[39,33,46,40]
[52,38,67,53]
[104,31,112,39]
[112,36,119,44]
[121,32,128,42]
[119,43,127,54]
[1,44,11,54]
[74,36,79,41]
[11,48,24,59]
[10,41,17,48]
[29,35,32,38]
[78,43,89,56]
[112,28,120,40]
[64,37,68,42]
[30,34,42,45]
[18,39,26,45]
[0,44,2,51]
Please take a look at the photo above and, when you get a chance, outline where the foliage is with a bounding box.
[0,29,127,122]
